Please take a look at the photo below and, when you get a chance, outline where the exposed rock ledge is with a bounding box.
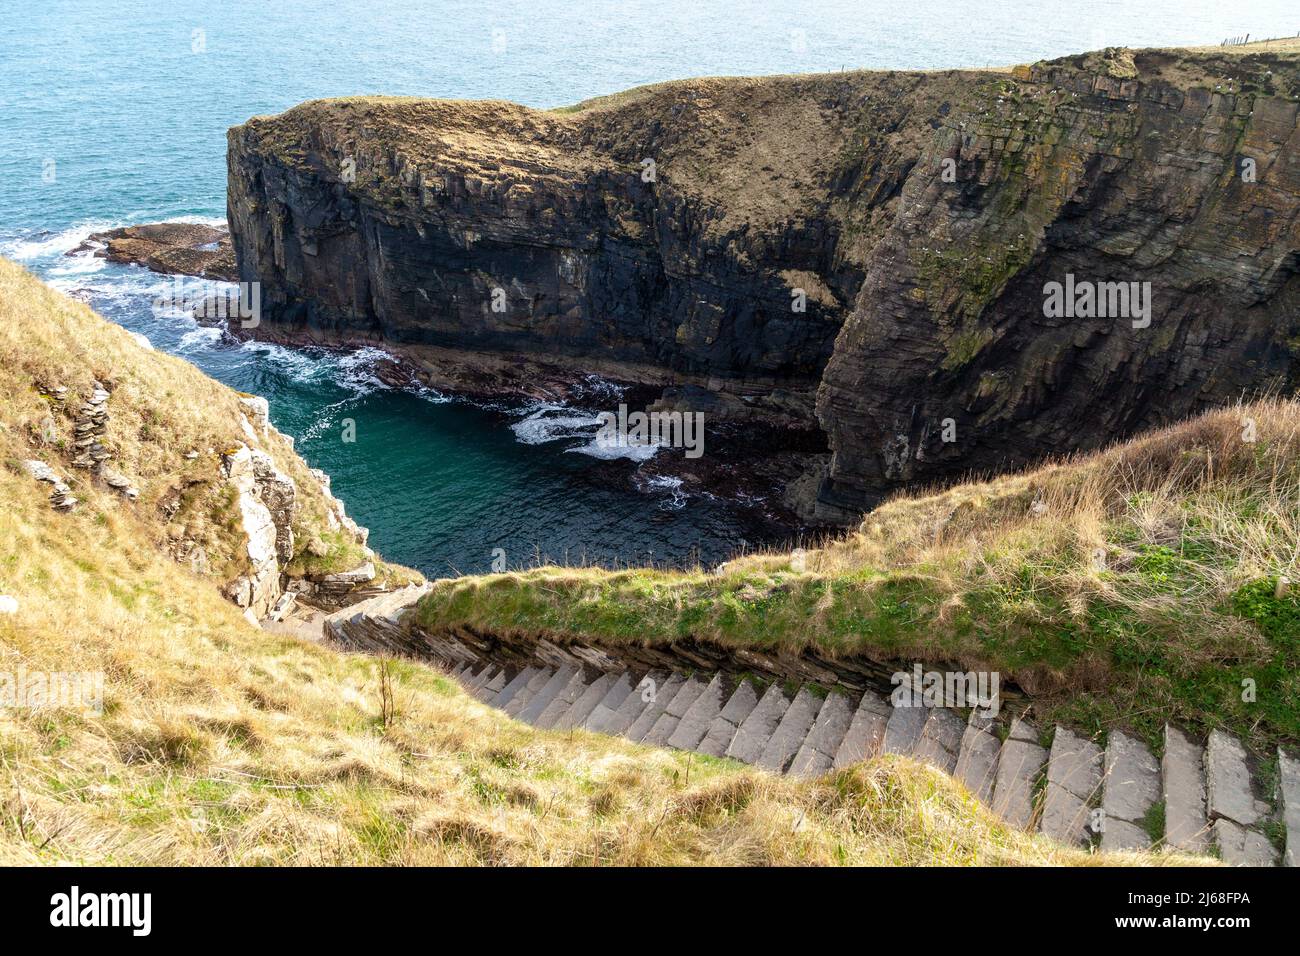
[219,394,381,621]
[69,222,237,281]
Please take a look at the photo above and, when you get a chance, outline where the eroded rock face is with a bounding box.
[227,48,1300,519]
[195,405,375,619]
[815,50,1300,516]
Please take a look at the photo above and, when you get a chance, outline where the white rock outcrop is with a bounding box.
[220,445,297,619]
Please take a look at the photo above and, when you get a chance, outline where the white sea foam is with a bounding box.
[1,216,226,266]
[177,326,224,352]
[510,403,599,444]
[510,401,667,460]
[334,346,399,393]
[238,339,321,374]
[46,253,107,278]
[566,436,662,461]
[0,220,121,261]
[299,395,364,443]
[164,215,227,228]
[638,473,688,508]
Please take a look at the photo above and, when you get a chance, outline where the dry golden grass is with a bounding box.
[749,396,1300,585]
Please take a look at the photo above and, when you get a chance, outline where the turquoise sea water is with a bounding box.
[2,1,1295,575]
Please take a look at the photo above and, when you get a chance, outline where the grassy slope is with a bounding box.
[0,258,1186,865]
[0,258,413,591]
[417,400,1300,750]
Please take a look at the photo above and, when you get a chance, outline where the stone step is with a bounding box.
[697,677,761,757]
[643,674,707,746]
[492,666,540,711]
[396,623,471,668]
[505,667,555,718]
[583,672,636,734]
[535,669,590,729]
[370,584,428,621]
[788,690,855,778]
[1039,726,1103,847]
[1278,748,1299,868]
[912,708,965,775]
[990,717,1048,830]
[604,671,666,736]
[372,589,415,621]
[466,665,497,694]
[726,683,791,764]
[1162,724,1211,854]
[1098,730,1161,852]
[516,667,573,724]
[832,692,890,770]
[510,668,554,716]
[953,712,1001,803]
[554,672,616,731]
[1205,729,1269,828]
[363,617,1299,863]
[475,667,508,702]
[882,702,928,756]
[757,686,824,773]
[666,674,728,751]
[1204,729,1275,865]
[325,585,427,639]
[1213,818,1279,867]
[625,672,687,742]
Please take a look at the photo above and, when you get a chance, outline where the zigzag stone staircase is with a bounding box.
[326,587,1299,866]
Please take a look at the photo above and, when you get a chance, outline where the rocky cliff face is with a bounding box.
[817,48,1300,514]
[227,71,954,423]
[227,45,1300,519]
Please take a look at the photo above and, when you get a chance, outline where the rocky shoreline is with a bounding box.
[261,327,830,533]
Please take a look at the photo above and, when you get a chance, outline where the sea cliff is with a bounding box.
[227,44,1300,520]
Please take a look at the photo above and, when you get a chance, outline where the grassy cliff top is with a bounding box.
[229,41,1299,256]
[416,398,1300,749]
[0,259,1188,865]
